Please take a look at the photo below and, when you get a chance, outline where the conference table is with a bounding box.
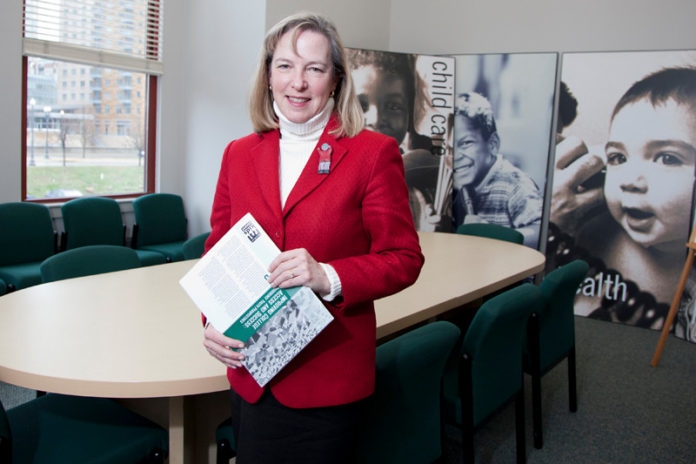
[0,231,544,464]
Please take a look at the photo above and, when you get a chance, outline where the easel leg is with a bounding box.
[651,237,696,367]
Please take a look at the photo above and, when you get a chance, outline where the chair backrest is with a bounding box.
[355,320,461,464]
[132,193,187,247]
[456,223,524,245]
[61,197,125,249]
[461,283,541,426]
[182,231,210,260]
[40,245,141,283]
[536,259,589,370]
[0,202,55,266]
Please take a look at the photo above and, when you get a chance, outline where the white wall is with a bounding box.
[160,0,266,235]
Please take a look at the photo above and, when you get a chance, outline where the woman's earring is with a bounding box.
[330,89,335,98]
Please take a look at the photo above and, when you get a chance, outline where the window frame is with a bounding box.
[21,0,161,204]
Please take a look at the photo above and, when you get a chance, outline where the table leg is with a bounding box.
[169,396,186,464]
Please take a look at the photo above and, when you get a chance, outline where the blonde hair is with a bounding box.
[249,12,364,137]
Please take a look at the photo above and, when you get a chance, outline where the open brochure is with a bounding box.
[179,213,334,387]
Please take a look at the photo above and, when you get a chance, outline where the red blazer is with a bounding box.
[205,117,424,408]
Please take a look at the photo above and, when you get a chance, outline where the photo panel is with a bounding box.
[346,48,455,232]
[547,49,696,331]
[452,53,558,249]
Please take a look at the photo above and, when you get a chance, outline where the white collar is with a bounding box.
[274,98,334,138]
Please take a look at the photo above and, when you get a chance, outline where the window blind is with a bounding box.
[23,0,163,75]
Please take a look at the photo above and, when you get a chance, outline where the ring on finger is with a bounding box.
[288,271,295,279]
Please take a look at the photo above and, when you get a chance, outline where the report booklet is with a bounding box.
[179,213,334,387]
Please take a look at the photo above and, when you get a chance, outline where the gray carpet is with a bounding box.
[443,316,696,463]
[0,382,35,410]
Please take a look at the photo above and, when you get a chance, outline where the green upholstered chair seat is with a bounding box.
[354,321,461,464]
[3,394,167,464]
[139,241,186,262]
[0,262,44,291]
[182,231,211,260]
[456,223,524,245]
[40,245,142,283]
[134,249,168,266]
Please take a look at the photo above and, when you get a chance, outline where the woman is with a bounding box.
[202,12,424,463]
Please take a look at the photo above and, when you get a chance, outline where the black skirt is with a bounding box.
[229,389,366,464]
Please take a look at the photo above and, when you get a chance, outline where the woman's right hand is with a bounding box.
[203,324,246,369]
[550,135,605,232]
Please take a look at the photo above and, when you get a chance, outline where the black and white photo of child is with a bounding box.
[452,53,557,249]
[547,50,696,331]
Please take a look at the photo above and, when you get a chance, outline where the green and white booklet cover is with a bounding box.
[179,213,333,387]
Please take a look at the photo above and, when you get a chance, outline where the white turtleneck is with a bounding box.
[275,98,334,208]
[273,98,341,301]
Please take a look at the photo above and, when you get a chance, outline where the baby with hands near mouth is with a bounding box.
[568,67,696,314]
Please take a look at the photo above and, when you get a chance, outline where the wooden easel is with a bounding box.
[650,227,696,367]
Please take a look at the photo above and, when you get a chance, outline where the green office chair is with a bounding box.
[443,283,541,464]
[456,223,524,245]
[0,394,167,463]
[525,259,589,449]
[61,197,126,250]
[40,245,142,283]
[131,193,188,262]
[61,197,167,266]
[0,202,56,292]
[354,320,461,464]
[182,231,211,260]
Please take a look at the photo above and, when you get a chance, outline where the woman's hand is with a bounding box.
[203,324,246,369]
[267,248,331,295]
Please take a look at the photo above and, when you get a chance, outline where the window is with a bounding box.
[22,0,163,201]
